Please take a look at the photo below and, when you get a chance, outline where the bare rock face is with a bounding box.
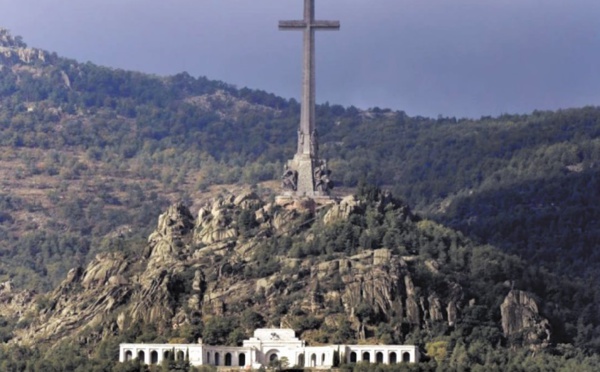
[233,191,261,210]
[194,196,240,245]
[147,203,195,264]
[404,275,421,325]
[184,89,277,121]
[130,204,198,329]
[81,255,129,290]
[0,29,47,65]
[271,208,300,232]
[5,192,534,351]
[323,195,362,225]
[148,203,195,245]
[501,290,551,348]
[340,252,405,322]
[12,253,132,344]
[187,270,205,309]
[9,203,202,344]
[446,282,463,327]
[427,294,444,322]
[0,281,35,321]
[128,269,179,328]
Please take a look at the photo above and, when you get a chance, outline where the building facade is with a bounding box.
[119,328,419,368]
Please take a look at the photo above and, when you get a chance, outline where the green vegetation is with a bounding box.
[2,32,600,285]
[0,189,599,370]
[2,47,600,285]
[0,30,600,370]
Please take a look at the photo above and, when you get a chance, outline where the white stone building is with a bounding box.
[119,328,419,368]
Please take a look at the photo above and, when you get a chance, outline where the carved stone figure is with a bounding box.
[282,166,298,191]
[314,161,333,192]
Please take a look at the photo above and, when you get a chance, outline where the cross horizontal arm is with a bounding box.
[313,21,340,30]
[279,20,307,29]
[279,20,340,30]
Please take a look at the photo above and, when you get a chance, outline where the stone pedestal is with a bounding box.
[290,155,317,197]
[279,153,334,201]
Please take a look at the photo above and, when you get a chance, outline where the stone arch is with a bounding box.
[362,351,370,363]
[150,350,158,364]
[206,351,211,364]
[265,349,280,365]
[321,353,326,365]
[125,350,133,361]
[239,353,246,366]
[311,353,317,367]
[350,351,357,363]
[298,353,305,367]
[376,351,383,363]
[389,352,397,364]
[215,352,220,366]
[137,350,145,363]
[177,350,185,361]
[225,352,232,366]
[164,350,171,361]
[402,352,411,362]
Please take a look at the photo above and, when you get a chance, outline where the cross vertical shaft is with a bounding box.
[302,0,315,156]
[279,0,339,197]
[280,0,340,157]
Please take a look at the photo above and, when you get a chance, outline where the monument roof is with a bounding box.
[251,328,298,342]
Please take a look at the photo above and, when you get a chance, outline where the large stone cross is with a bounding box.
[279,0,339,157]
[279,0,339,197]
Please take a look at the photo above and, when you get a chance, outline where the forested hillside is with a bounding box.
[1,27,600,371]
[1,28,599,291]
[1,188,600,371]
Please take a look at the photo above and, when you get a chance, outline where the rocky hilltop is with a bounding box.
[2,190,552,355]
[0,28,50,65]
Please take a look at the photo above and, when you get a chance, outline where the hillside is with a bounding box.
[0,28,599,370]
[1,29,600,289]
[1,188,599,371]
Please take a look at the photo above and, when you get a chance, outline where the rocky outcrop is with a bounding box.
[130,204,197,328]
[147,203,195,264]
[10,194,452,345]
[501,290,551,348]
[446,282,463,327]
[0,281,35,321]
[427,294,444,322]
[13,253,132,344]
[339,251,405,321]
[404,275,421,325]
[187,270,206,309]
[5,192,557,352]
[0,28,26,48]
[233,191,262,210]
[194,196,241,245]
[184,90,279,121]
[323,195,362,224]
[127,268,180,328]
[0,29,47,65]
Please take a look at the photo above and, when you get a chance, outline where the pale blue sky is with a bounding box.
[1,0,599,118]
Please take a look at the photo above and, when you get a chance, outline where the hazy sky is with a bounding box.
[1,0,599,118]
